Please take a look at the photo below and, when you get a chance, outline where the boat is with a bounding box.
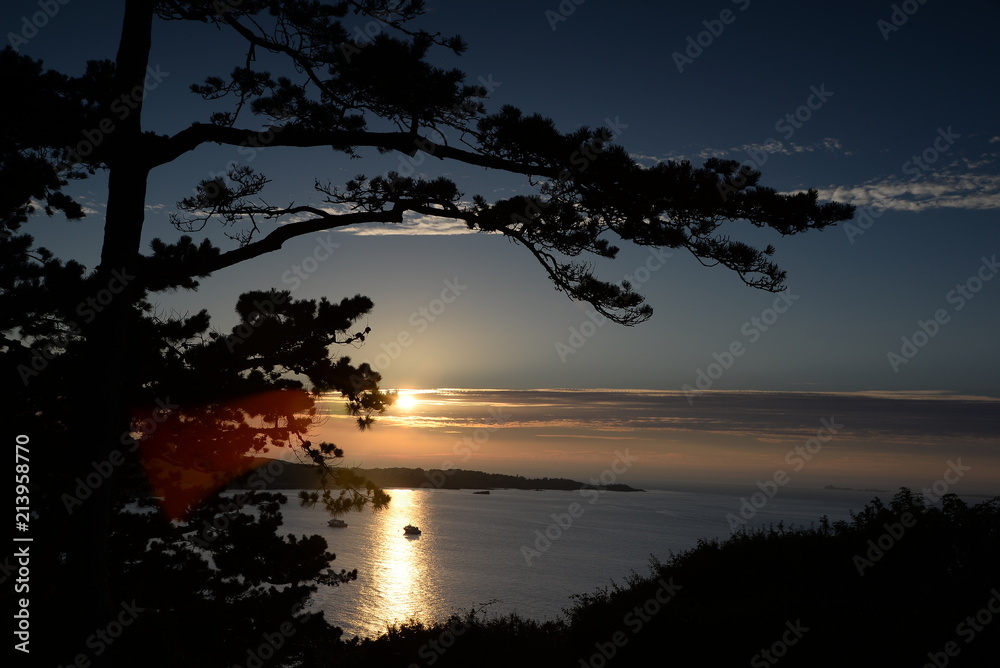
[473,490,490,495]
[403,524,421,535]
[327,518,348,528]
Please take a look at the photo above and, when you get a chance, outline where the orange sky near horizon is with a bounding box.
[296,389,1000,496]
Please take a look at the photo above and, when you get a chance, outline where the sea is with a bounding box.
[262,482,932,640]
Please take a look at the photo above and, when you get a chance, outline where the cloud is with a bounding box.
[643,137,849,165]
[784,136,1000,212]
[739,137,847,157]
[277,203,477,236]
[323,387,1000,445]
[28,196,102,217]
[316,389,1000,490]
[534,433,642,440]
[801,168,1000,212]
[340,212,476,236]
[279,205,348,225]
[629,152,671,166]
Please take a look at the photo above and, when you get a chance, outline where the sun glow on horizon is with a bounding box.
[394,392,419,411]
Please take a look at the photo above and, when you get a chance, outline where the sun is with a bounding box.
[395,393,418,411]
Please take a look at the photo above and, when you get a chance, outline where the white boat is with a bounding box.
[327,518,348,528]
[403,524,421,535]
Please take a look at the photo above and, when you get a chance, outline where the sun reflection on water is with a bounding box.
[363,489,441,629]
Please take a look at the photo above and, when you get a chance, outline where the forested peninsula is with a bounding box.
[231,459,644,492]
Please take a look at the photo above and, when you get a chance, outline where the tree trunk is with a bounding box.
[56,2,153,665]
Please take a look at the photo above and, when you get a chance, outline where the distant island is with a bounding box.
[230,459,644,492]
[824,484,889,493]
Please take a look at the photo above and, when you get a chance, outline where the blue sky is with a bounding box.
[9,0,999,395]
[6,1,1000,489]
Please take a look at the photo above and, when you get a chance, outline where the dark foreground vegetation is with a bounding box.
[331,488,1000,667]
[54,487,996,667]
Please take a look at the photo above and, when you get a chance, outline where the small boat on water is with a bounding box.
[327,518,348,528]
[403,524,422,535]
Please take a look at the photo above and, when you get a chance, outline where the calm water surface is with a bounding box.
[269,484,895,639]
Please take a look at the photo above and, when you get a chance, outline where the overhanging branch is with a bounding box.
[170,209,403,281]
[150,124,561,178]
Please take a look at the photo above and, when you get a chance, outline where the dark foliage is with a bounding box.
[334,489,999,668]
